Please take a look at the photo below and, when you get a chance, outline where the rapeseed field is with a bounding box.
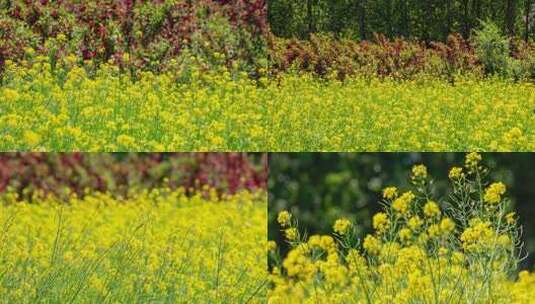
[0,189,267,303]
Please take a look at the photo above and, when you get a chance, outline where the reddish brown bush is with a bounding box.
[269,33,487,80]
[0,153,267,201]
[0,0,267,74]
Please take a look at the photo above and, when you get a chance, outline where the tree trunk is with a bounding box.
[386,0,393,37]
[358,0,367,40]
[462,0,470,38]
[307,0,314,36]
[423,0,433,42]
[445,0,452,40]
[506,0,517,37]
[525,0,531,41]
[402,0,410,37]
[473,0,481,21]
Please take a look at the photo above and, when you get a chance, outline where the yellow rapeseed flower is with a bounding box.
[382,186,398,200]
[363,235,381,255]
[407,216,423,231]
[448,167,464,180]
[267,241,277,252]
[427,224,440,238]
[285,228,298,241]
[483,182,506,205]
[23,130,41,146]
[333,218,352,236]
[3,88,20,101]
[392,191,415,215]
[0,189,266,302]
[116,134,136,147]
[277,210,292,227]
[411,164,428,180]
[372,212,389,233]
[439,218,456,235]
[399,228,412,242]
[423,201,441,218]
[465,152,482,172]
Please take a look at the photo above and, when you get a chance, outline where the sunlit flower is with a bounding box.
[285,228,298,241]
[23,130,41,146]
[382,186,398,200]
[333,218,352,236]
[407,216,423,231]
[439,218,455,235]
[398,228,412,242]
[448,167,464,180]
[392,191,415,215]
[465,152,482,172]
[423,201,441,218]
[483,182,506,205]
[372,212,389,233]
[363,235,381,255]
[267,241,277,252]
[0,189,266,302]
[277,210,292,227]
[270,155,528,303]
[411,164,428,180]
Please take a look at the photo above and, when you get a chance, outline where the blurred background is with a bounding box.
[0,153,267,201]
[268,153,535,269]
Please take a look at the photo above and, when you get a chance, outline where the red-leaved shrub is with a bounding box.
[0,153,267,201]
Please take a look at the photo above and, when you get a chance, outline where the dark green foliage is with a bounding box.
[473,20,513,76]
[268,0,529,42]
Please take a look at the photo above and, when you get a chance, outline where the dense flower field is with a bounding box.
[3,58,535,151]
[268,153,535,303]
[267,75,535,151]
[0,58,269,151]
[0,189,267,303]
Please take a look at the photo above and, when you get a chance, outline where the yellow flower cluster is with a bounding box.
[449,166,464,180]
[280,235,341,283]
[506,212,516,224]
[465,152,483,171]
[266,76,535,151]
[407,215,423,230]
[392,191,415,215]
[362,234,381,255]
[267,241,277,252]
[423,200,441,218]
[284,228,298,241]
[2,60,535,151]
[439,218,456,235]
[382,186,398,199]
[0,189,267,303]
[372,212,389,233]
[269,155,532,303]
[333,218,352,235]
[277,210,291,227]
[460,220,496,252]
[411,164,428,180]
[484,182,507,205]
